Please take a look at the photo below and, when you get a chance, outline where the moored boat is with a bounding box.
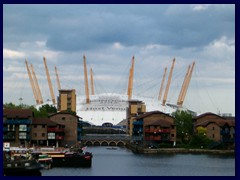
[32,147,93,168]
[3,151,42,176]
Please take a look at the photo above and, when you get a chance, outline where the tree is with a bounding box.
[34,104,57,118]
[172,110,193,143]
[196,126,207,135]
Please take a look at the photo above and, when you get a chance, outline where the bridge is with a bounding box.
[81,134,141,146]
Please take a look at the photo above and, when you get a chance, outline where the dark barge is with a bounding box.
[32,148,92,168]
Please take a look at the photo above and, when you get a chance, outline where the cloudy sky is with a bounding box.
[3,4,235,115]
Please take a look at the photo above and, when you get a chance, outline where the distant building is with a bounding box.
[126,100,146,136]
[57,89,76,112]
[3,109,33,146]
[132,111,176,145]
[194,112,235,143]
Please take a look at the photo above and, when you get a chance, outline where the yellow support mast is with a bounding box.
[30,64,44,104]
[128,56,135,100]
[55,66,61,90]
[43,56,56,104]
[158,67,167,101]
[162,58,176,106]
[90,68,95,95]
[179,61,195,107]
[25,60,39,105]
[83,55,90,104]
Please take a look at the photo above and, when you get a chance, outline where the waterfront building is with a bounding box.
[132,111,176,146]
[49,111,82,147]
[31,118,65,147]
[126,100,146,136]
[3,109,33,146]
[194,112,235,143]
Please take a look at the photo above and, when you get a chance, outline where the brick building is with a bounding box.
[132,111,176,146]
[49,112,82,147]
[194,112,235,143]
[3,109,33,146]
[31,118,65,147]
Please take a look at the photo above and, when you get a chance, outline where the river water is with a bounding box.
[41,146,235,176]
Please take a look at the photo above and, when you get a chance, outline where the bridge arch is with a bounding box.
[93,141,101,146]
[109,141,117,146]
[117,141,125,147]
[86,141,93,146]
[101,141,108,146]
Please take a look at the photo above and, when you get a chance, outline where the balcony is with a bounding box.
[145,136,161,141]
[3,135,15,140]
[47,127,64,132]
[6,119,32,124]
[145,129,170,134]
[55,135,64,140]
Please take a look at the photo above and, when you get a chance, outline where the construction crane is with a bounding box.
[25,60,39,105]
[128,56,135,100]
[158,67,167,101]
[43,56,56,104]
[177,64,191,106]
[178,61,195,107]
[55,66,61,90]
[162,58,176,106]
[83,55,90,104]
[90,68,95,95]
[30,64,44,104]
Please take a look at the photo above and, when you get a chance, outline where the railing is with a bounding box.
[145,136,161,141]
[145,129,170,133]
[47,127,64,132]
[5,119,32,124]
[55,135,64,140]
[81,134,130,141]
[221,129,230,135]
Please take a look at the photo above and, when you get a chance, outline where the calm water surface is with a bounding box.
[41,146,235,176]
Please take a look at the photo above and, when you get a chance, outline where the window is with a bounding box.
[34,125,37,128]
[7,125,15,131]
[42,125,46,128]
[212,134,215,138]
[42,133,45,137]
[48,133,55,139]
[19,125,27,131]
[62,117,66,120]
[19,132,27,139]
[212,127,215,130]
[171,134,175,137]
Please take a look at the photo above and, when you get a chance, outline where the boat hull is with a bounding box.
[51,155,92,167]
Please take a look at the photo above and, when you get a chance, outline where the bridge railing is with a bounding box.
[81,134,131,141]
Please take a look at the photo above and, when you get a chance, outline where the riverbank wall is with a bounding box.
[126,143,235,155]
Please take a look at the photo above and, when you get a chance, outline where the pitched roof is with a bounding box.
[48,111,82,119]
[144,119,172,127]
[195,119,235,127]
[136,111,172,120]
[3,108,33,118]
[193,112,225,120]
[32,118,64,126]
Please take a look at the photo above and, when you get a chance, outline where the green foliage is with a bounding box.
[34,104,57,118]
[189,134,214,149]
[3,102,35,109]
[172,110,193,143]
[4,102,57,118]
[196,126,207,135]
